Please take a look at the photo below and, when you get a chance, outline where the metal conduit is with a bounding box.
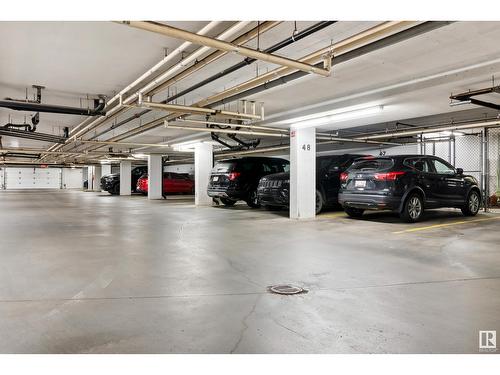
[87,21,451,149]
[84,22,334,143]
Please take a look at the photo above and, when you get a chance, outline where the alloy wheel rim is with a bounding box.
[408,196,422,219]
[469,193,479,213]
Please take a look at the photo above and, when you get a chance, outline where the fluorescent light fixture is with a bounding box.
[132,153,148,159]
[291,105,384,129]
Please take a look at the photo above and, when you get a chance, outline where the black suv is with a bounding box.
[207,157,289,208]
[338,155,481,222]
[101,166,148,195]
[257,154,364,214]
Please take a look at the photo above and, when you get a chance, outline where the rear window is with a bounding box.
[212,162,236,173]
[348,158,394,172]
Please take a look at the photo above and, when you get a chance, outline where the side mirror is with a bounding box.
[456,168,463,175]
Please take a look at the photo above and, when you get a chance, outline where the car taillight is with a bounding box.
[228,172,241,181]
[374,171,405,181]
[340,172,349,182]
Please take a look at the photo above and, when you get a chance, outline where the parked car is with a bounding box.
[136,172,194,196]
[338,155,481,222]
[101,166,147,195]
[207,157,290,208]
[257,154,364,214]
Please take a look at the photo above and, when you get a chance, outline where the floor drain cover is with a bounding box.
[268,284,307,295]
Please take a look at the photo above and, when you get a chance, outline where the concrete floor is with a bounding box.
[0,189,499,354]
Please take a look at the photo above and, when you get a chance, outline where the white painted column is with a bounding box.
[290,126,316,219]
[148,154,163,200]
[101,164,112,177]
[120,161,132,196]
[194,142,213,206]
[87,166,95,190]
[93,166,102,191]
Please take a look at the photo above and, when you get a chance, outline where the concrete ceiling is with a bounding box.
[0,21,499,159]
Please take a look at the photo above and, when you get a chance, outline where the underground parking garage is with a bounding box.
[1,11,500,366]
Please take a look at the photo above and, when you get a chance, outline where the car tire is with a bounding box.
[345,207,364,218]
[461,190,480,216]
[110,183,120,195]
[400,192,424,222]
[221,198,236,206]
[315,190,324,215]
[246,189,261,208]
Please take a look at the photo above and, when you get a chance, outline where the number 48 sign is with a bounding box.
[302,144,311,151]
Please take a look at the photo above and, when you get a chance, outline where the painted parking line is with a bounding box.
[392,216,500,234]
[317,212,347,219]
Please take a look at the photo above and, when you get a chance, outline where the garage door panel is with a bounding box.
[5,168,62,189]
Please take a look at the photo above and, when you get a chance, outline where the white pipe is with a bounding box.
[358,119,500,140]
[106,21,223,108]
[124,21,331,77]
[66,22,251,143]
[166,123,287,137]
[176,118,288,132]
[134,101,262,120]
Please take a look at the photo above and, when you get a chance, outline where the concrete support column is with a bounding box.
[86,165,102,191]
[101,164,112,177]
[148,154,163,200]
[194,142,213,206]
[86,166,94,190]
[290,126,316,219]
[120,161,132,196]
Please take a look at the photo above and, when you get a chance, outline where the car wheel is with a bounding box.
[462,190,480,216]
[345,207,364,218]
[315,190,324,215]
[400,193,424,222]
[110,183,120,195]
[221,198,236,206]
[246,189,261,208]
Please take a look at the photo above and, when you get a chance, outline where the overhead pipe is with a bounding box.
[176,118,289,133]
[87,21,435,146]
[0,98,106,116]
[121,21,332,77]
[77,21,317,143]
[356,119,500,140]
[63,22,252,144]
[45,22,281,162]
[0,127,68,143]
[208,22,452,108]
[133,98,262,120]
[50,21,445,160]
[154,21,337,101]
[165,123,288,138]
[76,139,182,148]
[64,21,224,140]
[196,21,419,108]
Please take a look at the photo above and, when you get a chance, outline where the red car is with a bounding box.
[136,172,194,196]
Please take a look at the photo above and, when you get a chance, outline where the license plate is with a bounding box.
[355,180,366,188]
[212,176,219,182]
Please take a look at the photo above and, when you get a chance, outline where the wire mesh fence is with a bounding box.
[487,127,500,209]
